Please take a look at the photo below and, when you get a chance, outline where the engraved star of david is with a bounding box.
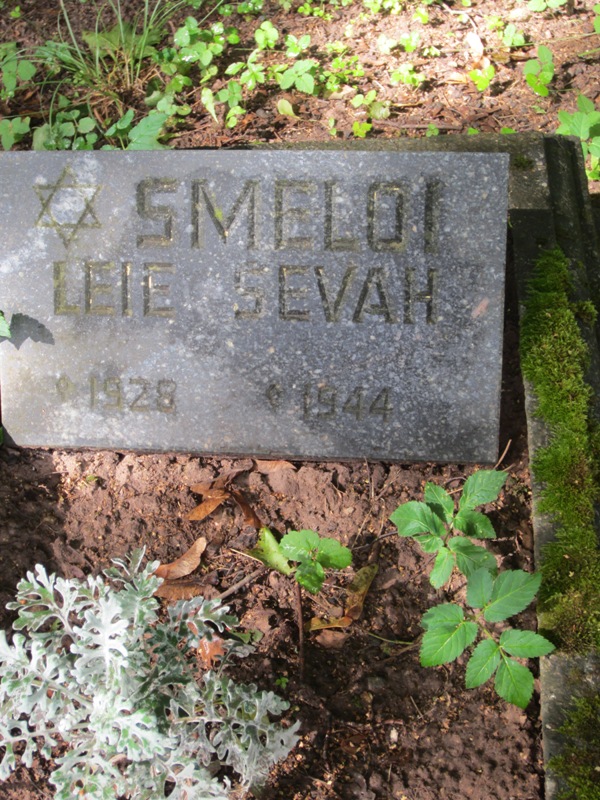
[34,166,101,248]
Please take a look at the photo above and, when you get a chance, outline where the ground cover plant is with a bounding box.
[0,549,299,798]
[0,0,598,181]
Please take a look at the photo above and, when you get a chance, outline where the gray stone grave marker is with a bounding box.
[0,150,508,461]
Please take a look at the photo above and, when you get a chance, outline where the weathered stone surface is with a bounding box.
[0,150,508,461]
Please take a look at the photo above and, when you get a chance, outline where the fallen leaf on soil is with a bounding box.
[153,578,205,600]
[345,564,379,621]
[229,489,262,529]
[154,537,207,580]
[198,636,227,668]
[188,469,261,528]
[187,490,230,521]
[307,564,378,631]
[254,459,296,474]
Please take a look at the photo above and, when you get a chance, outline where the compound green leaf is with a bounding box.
[424,482,454,524]
[484,570,541,623]
[494,656,534,709]
[466,568,494,609]
[420,619,478,667]
[578,95,596,114]
[430,546,454,588]
[453,509,497,539]
[390,501,445,538]
[465,639,501,688]
[499,629,555,658]
[448,537,497,578]
[459,470,506,511]
[421,603,464,630]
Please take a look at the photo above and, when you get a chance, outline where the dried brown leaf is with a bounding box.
[187,492,229,521]
[344,564,378,621]
[229,489,262,529]
[154,537,207,581]
[153,578,205,600]
[306,615,353,632]
[197,636,227,668]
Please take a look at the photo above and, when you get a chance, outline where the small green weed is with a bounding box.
[390,63,425,86]
[556,94,600,181]
[251,528,352,594]
[352,120,372,137]
[469,64,495,92]
[523,45,554,96]
[390,470,505,589]
[528,0,568,10]
[0,115,30,150]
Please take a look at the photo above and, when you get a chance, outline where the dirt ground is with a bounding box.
[2,0,596,797]
[0,258,546,799]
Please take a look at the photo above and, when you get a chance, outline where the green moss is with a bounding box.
[520,248,600,651]
[549,694,600,800]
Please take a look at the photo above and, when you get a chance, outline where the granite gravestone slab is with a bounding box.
[0,150,508,461]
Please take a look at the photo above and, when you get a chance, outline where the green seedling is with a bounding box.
[528,0,568,10]
[32,106,98,151]
[523,45,554,96]
[352,120,372,138]
[426,122,439,136]
[350,89,390,119]
[390,469,506,588]
[276,97,298,117]
[226,50,266,90]
[285,33,311,57]
[276,59,318,94]
[250,528,352,594]
[501,23,526,49]
[390,63,425,86]
[254,20,279,50]
[469,64,495,92]
[102,109,170,150]
[557,94,600,181]
[399,31,420,53]
[0,115,30,150]
[421,568,555,708]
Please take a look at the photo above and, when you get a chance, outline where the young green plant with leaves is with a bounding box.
[250,528,352,594]
[390,470,555,708]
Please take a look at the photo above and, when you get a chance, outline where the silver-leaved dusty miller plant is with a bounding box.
[0,549,299,799]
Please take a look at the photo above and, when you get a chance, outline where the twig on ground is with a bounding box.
[216,567,265,601]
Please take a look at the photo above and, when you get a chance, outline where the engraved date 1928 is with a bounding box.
[56,374,177,413]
